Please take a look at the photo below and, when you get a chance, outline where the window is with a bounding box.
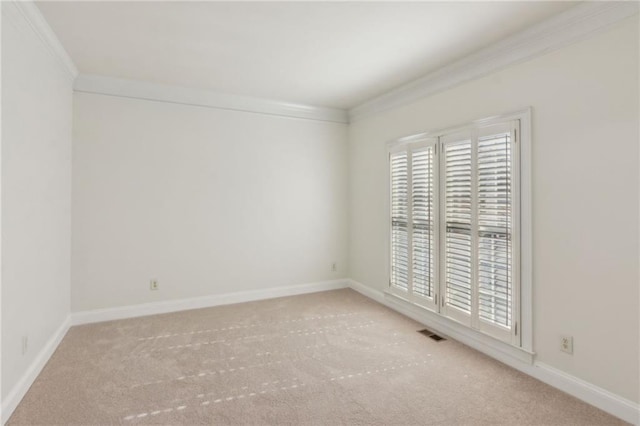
[389,115,525,346]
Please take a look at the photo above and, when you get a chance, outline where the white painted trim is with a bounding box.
[347,279,640,425]
[349,279,534,364]
[2,1,78,80]
[3,282,637,424]
[74,74,349,124]
[71,279,349,325]
[349,1,639,121]
[2,280,347,422]
[348,279,386,305]
[518,109,533,351]
[1,316,71,425]
[534,362,640,426]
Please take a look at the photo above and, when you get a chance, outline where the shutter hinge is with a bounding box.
[434,144,437,155]
[515,322,518,336]
[441,295,445,307]
[435,294,438,305]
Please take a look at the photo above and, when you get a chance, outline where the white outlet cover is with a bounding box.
[560,335,573,354]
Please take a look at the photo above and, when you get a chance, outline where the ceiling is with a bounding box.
[37,1,578,109]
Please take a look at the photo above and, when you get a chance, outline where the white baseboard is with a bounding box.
[2,279,348,424]
[347,279,640,425]
[348,278,534,364]
[1,315,71,425]
[71,279,349,325]
[348,278,385,304]
[5,280,637,425]
[533,362,640,426]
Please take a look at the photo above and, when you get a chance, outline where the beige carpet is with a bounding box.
[8,289,627,425]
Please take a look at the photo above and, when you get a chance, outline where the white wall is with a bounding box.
[72,92,348,311]
[2,1,636,421]
[348,17,639,403]
[1,1,73,400]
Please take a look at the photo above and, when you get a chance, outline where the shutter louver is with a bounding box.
[412,148,434,298]
[477,133,512,328]
[390,152,409,291]
[444,142,472,314]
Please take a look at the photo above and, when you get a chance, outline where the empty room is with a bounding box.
[1,1,639,424]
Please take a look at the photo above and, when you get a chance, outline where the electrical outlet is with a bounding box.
[331,262,337,272]
[560,335,573,354]
[150,279,159,291]
[22,336,28,355]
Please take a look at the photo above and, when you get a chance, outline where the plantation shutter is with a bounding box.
[477,126,514,332]
[389,139,438,307]
[390,151,409,291]
[440,123,518,340]
[411,146,436,300]
[388,118,519,345]
[441,136,473,324]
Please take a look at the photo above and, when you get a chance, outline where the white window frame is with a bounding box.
[386,108,532,357]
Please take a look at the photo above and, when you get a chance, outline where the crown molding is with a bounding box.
[74,74,349,124]
[2,1,78,80]
[349,1,639,122]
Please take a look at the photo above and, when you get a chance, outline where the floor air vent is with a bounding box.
[418,329,446,342]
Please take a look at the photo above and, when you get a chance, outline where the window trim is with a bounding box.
[386,108,532,354]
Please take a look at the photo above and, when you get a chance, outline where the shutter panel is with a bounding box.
[390,151,409,291]
[477,132,512,328]
[411,147,435,298]
[443,141,473,314]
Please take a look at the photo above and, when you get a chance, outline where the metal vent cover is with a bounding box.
[418,328,446,342]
